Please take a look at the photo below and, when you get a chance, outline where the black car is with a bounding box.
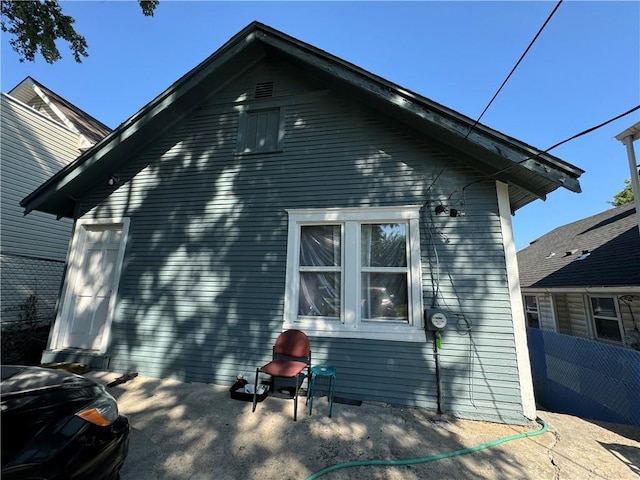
[1,365,129,480]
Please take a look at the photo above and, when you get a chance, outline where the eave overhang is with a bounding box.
[21,22,583,218]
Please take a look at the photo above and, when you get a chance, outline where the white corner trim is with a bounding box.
[496,181,536,420]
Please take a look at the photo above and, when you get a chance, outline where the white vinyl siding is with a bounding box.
[566,293,590,338]
[1,94,77,260]
[1,93,85,326]
[537,293,557,331]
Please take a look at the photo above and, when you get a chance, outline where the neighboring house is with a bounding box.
[1,77,111,329]
[21,22,584,424]
[518,202,640,350]
[518,203,640,425]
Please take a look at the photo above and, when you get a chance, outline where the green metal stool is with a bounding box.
[307,364,337,417]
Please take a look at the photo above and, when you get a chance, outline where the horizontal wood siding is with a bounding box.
[78,61,527,423]
[1,94,77,325]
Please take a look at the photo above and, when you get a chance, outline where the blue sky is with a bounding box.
[2,1,639,249]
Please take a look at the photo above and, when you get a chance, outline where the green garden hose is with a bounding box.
[305,417,548,480]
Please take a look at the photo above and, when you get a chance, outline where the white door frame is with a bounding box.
[50,218,130,354]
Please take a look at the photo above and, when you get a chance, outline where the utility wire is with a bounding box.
[460,104,640,193]
[426,0,564,191]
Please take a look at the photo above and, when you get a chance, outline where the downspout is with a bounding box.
[615,121,640,236]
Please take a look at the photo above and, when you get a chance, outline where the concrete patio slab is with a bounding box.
[88,372,640,480]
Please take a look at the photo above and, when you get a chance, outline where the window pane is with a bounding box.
[595,318,622,342]
[361,224,406,267]
[524,296,539,328]
[299,272,340,317]
[300,225,341,267]
[526,312,540,329]
[524,295,538,309]
[361,273,408,321]
[591,297,616,317]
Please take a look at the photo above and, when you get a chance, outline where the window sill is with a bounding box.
[283,320,427,343]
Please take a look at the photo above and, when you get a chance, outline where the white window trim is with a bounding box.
[588,295,624,344]
[284,206,425,342]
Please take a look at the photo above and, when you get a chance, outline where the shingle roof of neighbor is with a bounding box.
[517,202,639,288]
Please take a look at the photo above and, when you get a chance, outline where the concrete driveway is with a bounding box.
[88,372,640,480]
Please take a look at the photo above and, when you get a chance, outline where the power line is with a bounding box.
[544,105,640,153]
[459,104,640,194]
[426,0,564,191]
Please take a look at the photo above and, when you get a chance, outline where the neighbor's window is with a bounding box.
[236,107,284,154]
[523,295,540,328]
[284,206,424,342]
[589,296,623,343]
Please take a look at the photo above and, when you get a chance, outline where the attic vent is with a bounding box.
[577,250,591,260]
[255,82,274,99]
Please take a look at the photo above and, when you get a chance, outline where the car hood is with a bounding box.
[1,365,102,414]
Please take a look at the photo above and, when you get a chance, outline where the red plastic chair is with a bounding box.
[252,329,311,421]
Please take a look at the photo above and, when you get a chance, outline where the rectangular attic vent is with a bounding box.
[255,82,274,98]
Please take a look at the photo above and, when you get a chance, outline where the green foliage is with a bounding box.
[138,0,159,17]
[0,0,158,63]
[609,178,635,207]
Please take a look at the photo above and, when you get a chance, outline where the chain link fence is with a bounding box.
[528,327,640,426]
[1,253,66,364]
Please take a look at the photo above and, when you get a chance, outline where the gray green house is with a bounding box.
[22,22,584,424]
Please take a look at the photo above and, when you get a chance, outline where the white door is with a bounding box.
[57,220,128,351]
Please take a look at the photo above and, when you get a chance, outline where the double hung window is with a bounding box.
[589,296,623,343]
[523,295,540,328]
[284,206,424,341]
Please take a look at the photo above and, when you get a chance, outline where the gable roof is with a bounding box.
[517,202,640,289]
[21,21,583,219]
[9,77,112,148]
